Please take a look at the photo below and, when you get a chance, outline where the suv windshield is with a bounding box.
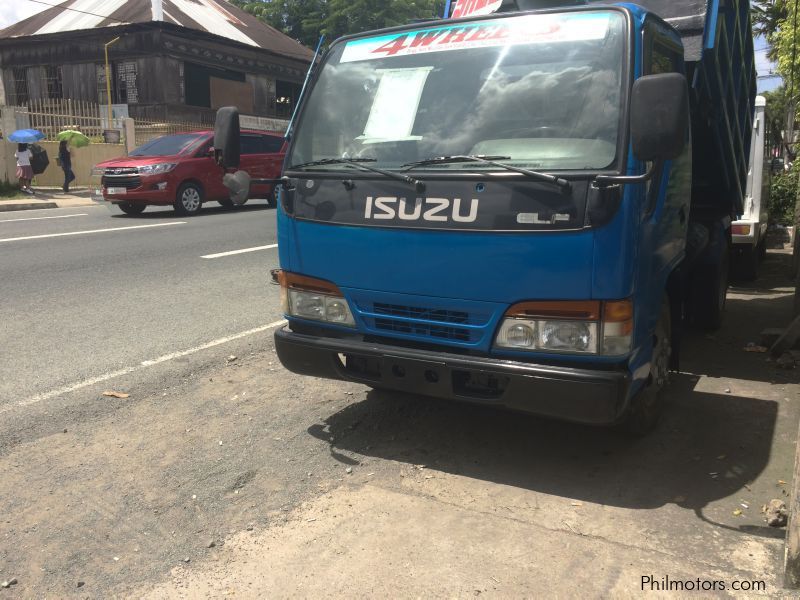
[289,11,626,172]
[130,133,206,157]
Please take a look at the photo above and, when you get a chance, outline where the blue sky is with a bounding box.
[756,35,782,93]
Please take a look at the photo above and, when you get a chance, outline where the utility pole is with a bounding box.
[104,36,121,130]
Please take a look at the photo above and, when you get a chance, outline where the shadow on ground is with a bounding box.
[309,251,794,540]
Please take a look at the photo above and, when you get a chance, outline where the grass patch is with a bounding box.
[0,180,24,199]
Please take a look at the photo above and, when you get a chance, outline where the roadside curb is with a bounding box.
[0,202,59,212]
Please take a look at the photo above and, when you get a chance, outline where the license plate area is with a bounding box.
[107,187,127,194]
[340,353,448,393]
[382,355,447,393]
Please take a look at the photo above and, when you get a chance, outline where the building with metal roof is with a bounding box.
[0,0,314,122]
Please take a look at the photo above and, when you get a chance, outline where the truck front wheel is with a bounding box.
[619,302,671,436]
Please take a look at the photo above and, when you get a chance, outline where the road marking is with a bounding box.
[201,244,278,259]
[0,213,88,223]
[0,221,186,243]
[5,319,288,414]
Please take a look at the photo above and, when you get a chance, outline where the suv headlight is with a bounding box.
[138,163,177,175]
[277,271,355,327]
[494,300,633,356]
[90,167,104,177]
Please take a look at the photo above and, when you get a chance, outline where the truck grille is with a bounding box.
[355,300,491,345]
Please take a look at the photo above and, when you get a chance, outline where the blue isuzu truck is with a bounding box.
[215,0,756,433]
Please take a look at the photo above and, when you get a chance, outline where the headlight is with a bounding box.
[138,163,177,175]
[494,300,632,356]
[278,271,355,327]
[90,167,104,177]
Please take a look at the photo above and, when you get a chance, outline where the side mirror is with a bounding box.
[214,106,241,168]
[630,73,688,162]
[223,171,251,205]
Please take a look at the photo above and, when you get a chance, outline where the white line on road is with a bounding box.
[0,213,88,223]
[201,244,278,259]
[0,221,186,243]
[5,319,288,415]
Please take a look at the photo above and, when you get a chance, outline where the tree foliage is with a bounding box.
[231,0,443,49]
[752,0,788,44]
[770,165,798,225]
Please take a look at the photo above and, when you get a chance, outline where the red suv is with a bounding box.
[94,130,285,215]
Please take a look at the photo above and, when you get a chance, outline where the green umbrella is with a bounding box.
[57,130,90,147]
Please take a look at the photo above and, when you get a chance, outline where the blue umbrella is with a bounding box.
[8,129,45,143]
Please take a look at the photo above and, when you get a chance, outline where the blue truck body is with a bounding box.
[264,0,756,431]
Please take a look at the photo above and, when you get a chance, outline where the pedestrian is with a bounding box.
[58,140,76,193]
[15,143,34,195]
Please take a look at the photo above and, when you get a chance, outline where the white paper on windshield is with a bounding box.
[340,13,610,63]
[359,67,433,142]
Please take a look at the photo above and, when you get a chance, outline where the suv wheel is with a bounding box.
[118,201,145,216]
[175,182,203,216]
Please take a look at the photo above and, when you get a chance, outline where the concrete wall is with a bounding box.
[31,142,125,187]
[1,143,16,185]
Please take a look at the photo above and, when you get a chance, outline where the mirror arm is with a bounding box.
[594,161,660,188]
[250,176,293,189]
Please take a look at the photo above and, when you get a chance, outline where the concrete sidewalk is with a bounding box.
[0,187,96,212]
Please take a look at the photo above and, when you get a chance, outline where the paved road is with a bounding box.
[0,201,283,404]
[0,205,798,597]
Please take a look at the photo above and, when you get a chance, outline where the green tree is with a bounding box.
[231,0,443,48]
[752,0,788,46]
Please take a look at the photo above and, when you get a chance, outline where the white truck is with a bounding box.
[732,95,769,281]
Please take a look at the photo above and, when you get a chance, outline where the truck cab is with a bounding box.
[215,0,756,434]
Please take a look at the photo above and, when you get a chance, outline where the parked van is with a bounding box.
[93,130,285,215]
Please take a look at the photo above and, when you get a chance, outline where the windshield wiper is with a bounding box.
[401,155,570,191]
[287,157,425,192]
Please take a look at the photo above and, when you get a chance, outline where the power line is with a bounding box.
[25,0,125,24]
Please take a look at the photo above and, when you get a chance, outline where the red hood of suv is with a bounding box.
[96,155,184,168]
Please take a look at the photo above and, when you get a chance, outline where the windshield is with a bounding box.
[289,11,627,173]
[130,133,206,157]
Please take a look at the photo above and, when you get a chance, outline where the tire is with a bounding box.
[735,246,758,281]
[689,249,729,331]
[619,301,672,436]
[118,201,146,215]
[266,189,277,208]
[174,182,203,216]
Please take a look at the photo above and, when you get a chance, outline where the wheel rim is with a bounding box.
[181,188,200,211]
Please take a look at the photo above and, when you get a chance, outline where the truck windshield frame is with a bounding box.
[286,7,633,179]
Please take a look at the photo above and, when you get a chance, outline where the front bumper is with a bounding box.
[101,175,174,204]
[275,326,631,425]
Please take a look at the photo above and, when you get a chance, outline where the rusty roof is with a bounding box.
[0,0,313,61]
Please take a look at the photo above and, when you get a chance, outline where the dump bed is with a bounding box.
[622,0,756,216]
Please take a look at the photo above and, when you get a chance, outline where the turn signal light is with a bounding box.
[276,270,355,327]
[731,224,752,236]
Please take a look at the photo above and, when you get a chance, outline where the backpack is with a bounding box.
[29,144,50,175]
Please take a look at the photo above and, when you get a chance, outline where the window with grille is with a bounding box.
[43,65,63,99]
[12,67,29,105]
[275,80,300,118]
